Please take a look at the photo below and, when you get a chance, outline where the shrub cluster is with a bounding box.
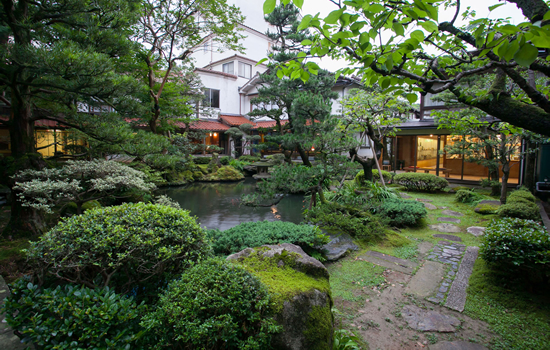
[266,153,285,165]
[142,258,279,350]
[192,156,211,164]
[377,198,427,227]
[26,203,210,298]
[498,189,539,220]
[393,173,448,192]
[3,281,146,349]
[354,169,392,185]
[455,189,485,203]
[220,156,231,165]
[239,155,261,163]
[480,218,550,281]
[208,221,329,255]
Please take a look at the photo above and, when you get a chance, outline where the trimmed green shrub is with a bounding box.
[193,156,211,164]
[508,190,536,203]
[141,258,279,349]
[393,173,448,192]
[26,203,210,298]
[481,218,550,280]
[220,156,231,165]
[60,200,102,216]
[497,201,540,221]
[306,203,386,240]
[377,197,427,227]
[239,155,261,163]
[355,169,392,185]
[455,189,486,203]
[201,165,244,181]
[3,280,146,349]
[208,221,329,255]
[474,203,499,215]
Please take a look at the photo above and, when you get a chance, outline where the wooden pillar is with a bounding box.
[436,135,441,177]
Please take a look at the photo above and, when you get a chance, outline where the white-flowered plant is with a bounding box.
[13,160,156,214]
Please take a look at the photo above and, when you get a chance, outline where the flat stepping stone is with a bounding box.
[416,198,433,202]
[433,234,462,242]
[359,251,416,274]
[441,210,464,217]
[437,217,461,224]
[417,241,434,256]
[429,223,461,233]
[429,341,487,350]
[405,261,446,298]
[424,202,438,210]
[467,226,486,237]
[400,193,412,199]
[445,246,479,312]
[402,304,460,332]
[321,232,359,261]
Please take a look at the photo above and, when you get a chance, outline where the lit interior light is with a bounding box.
[209,132,213,136]
[213,132,218,137]
[430,134,433,137]
[311,147,315,151]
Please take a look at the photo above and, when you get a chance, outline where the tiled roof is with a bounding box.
[174,120,230,131]
[253,120,288,129]
[220,115,255,126]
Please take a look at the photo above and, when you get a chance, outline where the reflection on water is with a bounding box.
[157,178,305,231]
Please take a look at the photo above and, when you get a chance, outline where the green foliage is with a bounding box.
[201,165,244,182]
[266,153,286,165]
[154,195,181,209]
[481,218,550,281]
[239,155,261,163]
[475,203,500,215]
[207,221,329,255]
[3,280,146,349]
[333,329,362,350]
[229,159,246,172]
[497,201,540,221]
[377,197,427,227]
[26,203,209,298]
[193,156,211,164]
[141,258,279,350]
[393,173,448,192]
[362,181,398,201]
[220,156,231,165]
[455,189,486,204]
[306,202,385,240]
[508,190,536,203]
[324,182,372,208]
[355,169,392,185]
[60,200,102,216]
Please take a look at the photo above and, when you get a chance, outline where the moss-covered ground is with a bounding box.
[328,187,550,349]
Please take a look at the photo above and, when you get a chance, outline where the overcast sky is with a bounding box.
[300,0,527,71]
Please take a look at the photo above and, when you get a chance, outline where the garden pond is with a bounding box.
[157,178,305,230]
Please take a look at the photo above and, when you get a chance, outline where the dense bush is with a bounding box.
[474,203,499,215]
[208,221,329,255]
[239,155,261,163]
[266,153,285,165]
[480,218,550,281]
[393,173,448,192]
[3,280,146,349]
[306,202,386,240]
[355,169,392,185]
[497,201,540,221]
[508,190,536,203]
[220,156,231,165]
[26,203,210,298]
[201,165,244,181]
[455,189,486,203]
[141,258,279,349]
[377,197,427,227]
[324,182,373,208]
[229,159,246,172]
[193,156,211,164]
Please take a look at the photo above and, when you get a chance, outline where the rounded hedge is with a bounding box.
[497,201,540,221]
[480,218,550,280]
[142,258,279,350]
[3,280,146,349]
[27,203,210,298]
[393,173,448,192]
[355,169,392,185]
[378,197,427,227]
[208,221,329,255]
[508,190,536,203]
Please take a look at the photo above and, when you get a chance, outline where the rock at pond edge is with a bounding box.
[227,243,333,350]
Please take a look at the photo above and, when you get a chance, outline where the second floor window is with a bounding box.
[223,62,234,75]
[238,62,252,79]
[204,88,220,108]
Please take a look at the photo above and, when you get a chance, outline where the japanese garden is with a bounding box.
[1,0,550,349]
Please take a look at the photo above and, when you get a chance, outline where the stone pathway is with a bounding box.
[441,210,464,217]
[425,241,466,304]
[437,217,461,224]
[402,304,460,332]
[359,251,417,274]
[424,202,438,210]
[433,234,462,242]
[467,226,486,237]
[445,246,479,312]
[429,223,461,233]
[430,341,487,350]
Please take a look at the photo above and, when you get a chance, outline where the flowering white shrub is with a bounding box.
[13,160,156,214]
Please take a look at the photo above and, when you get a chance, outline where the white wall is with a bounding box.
[227,0,272,34]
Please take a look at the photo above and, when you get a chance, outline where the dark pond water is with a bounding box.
[158,178,305,231]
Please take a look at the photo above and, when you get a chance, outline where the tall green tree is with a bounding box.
[250,3,337,166]
[0,0,143,236]
[134,0,244,134]
[264,0,550,136]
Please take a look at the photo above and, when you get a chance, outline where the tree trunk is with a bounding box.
[500,163,510,205]
[524,139,537,192]
[297,144,312,167]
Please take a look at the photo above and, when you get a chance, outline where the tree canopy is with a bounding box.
[264,0,550,136]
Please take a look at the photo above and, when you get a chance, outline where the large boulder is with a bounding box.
[227,243,333,350]
[199,165,244,182]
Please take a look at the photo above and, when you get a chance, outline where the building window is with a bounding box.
[203,40,209,52]
[204,88,220,108]
[222,62,234,75]
[238,62,252,79]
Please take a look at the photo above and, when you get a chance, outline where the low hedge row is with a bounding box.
[498,189,540,221]
[393,173,448,192]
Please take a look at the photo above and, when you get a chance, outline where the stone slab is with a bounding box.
[400,193,412,199]
[433,234,462,242]
[429,223,461,233]
[417,241,434,256]
[405,261,446,298]
[437,217,461,224]
[467,226,486,237]
[445,246,479,312]
[424,202,438,210]
[429,341,487,350]
[441,210,464,217]
[359,254,414,275]
[0,276,27,350]
[416,198,433,202]
[365,251,417,269]
[321,232,359,261]
[402,304,460,332]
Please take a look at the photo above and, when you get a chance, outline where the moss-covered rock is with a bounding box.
[192,171,203,180]
[474,203,500,215]
[200,165,244,182]
[227,243,333,350]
